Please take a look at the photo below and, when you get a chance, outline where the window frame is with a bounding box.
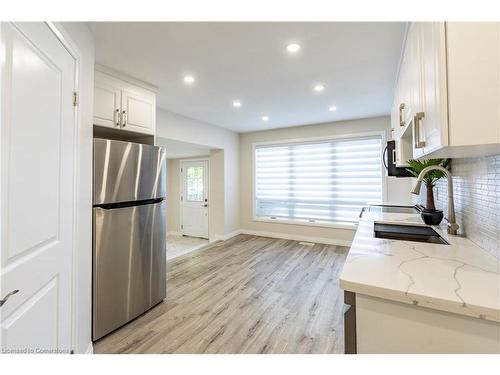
[252,131,387,230]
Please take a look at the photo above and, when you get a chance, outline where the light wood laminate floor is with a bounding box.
[93,234,349,354]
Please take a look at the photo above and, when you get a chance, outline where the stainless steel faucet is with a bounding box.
[410,165,459,235]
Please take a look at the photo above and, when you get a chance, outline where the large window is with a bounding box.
[254,136,383,225]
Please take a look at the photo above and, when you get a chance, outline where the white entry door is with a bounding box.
[181,160,209,239]
[1,23,76,353]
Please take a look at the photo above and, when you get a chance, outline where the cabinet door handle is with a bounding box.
[414,112,426,149]
[122,110,127,127]
[358,207,366,219]
[114,109,120,127]
[399,103,406,127]
[0,289,19,307]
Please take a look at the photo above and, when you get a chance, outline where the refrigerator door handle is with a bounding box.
[382,145,388,170]
[94,197,164,210]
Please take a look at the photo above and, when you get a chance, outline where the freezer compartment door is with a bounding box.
[93,138,167,205]
[92,200,166,340]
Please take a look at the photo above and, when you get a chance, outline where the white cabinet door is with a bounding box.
[121,89,155,134]
[93,80,121,129]
[419,22,448,155]
[390,86,403,140]
[94,71,156,135]
[1,22,76,352]
[407,25,422,121]
[397,51,411,131]
[402,23,427,160]
[390,98,398,140]
[398,24,420,131]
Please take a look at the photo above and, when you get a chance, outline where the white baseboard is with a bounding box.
[211,228,352,247]
[238,228,352,247]
[167,231,182,237]
[213,230,242,242]
[85,342,93,354]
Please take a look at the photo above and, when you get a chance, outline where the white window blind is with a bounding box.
[254,136,383,225]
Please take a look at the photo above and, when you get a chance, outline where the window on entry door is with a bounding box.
[254,136,383,225]
[186,166,204,201]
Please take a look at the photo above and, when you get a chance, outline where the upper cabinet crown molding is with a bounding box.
[93,68,156,136]
[391,22,500,162]
[95,64,159,93]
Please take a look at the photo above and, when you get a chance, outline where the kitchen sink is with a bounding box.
[374,222,449,245]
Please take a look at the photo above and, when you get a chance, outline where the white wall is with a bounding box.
[387,176,414,205]
[59,22,94,354]
[166,159,181,234]
[156,109,240,237]
[239,116,409,245]
[209,149,226,238]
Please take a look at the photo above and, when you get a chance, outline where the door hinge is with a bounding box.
[181,224,184,230]
[181,195,183,201]
[72,91,78,107]
[180,168,183,173]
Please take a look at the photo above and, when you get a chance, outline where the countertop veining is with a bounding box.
[339,209,500,322]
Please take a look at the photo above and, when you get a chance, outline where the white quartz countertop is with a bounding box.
[339,209,500,323]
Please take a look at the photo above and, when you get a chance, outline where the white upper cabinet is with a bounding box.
[94,79,121,129]
[417,22,448,155]
[121,89,155,133]
[94,69,156,135]
[392,22,500,160]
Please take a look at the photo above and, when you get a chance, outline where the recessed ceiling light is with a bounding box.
[233,100,242,108]
[314,84,325,92]
[183,75,195,84]
[329,106,337,112]
[262,116,269,122]
[286,43,301,53]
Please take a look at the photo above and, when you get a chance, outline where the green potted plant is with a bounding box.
[406,158,451,225]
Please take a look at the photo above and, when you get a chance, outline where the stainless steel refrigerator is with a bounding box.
[92,139,167,340]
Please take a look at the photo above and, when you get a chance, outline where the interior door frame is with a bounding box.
[179,158,210,240]
[44,22,84,354]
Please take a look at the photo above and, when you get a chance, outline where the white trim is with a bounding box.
[84,342,93,354]
[45,22,84,357]
[180,158,210,239]
[251,130,386,148]
[94,63,158,93]
[239,229,353,247]
[177,156,210,162]
[167,231,182,237]
[211,228,352,248]
[167,240,216,261]
[253,217,357,230]
[213,230,242,241]
[251,130,387,225]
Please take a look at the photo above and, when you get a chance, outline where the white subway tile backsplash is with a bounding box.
[432,154,500,260]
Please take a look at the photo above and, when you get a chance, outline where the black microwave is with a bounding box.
[383,140,412,177]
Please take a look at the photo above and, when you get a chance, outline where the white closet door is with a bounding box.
[1,22,76,353]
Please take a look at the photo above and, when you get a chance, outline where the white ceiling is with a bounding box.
[156,137,213,159]
[90,22,406,133]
